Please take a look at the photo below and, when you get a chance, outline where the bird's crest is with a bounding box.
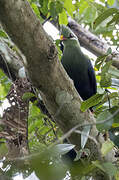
[60,25,77,40]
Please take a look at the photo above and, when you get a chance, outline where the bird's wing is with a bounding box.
[87,59,97,95]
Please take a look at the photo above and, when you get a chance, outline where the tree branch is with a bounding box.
[68,17,119,69]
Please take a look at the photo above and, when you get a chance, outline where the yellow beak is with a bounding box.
[60,35,64,40]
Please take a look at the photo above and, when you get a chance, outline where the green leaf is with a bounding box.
[96,110,113,132]
[39,0,43,7]
[79,0,89,14]
[49,1,63,18]
[94,8,118,29]
[22,92,35,101]
[107,0,115,6]
[94,25,114,35]
[31,3,41,18]
[0,70,11,100]
[101,140,114,157]
[100,73,112,87]
[92,161,117,177]
[100,61,112,87]
[64,0,74,17]
[107,13,119,26]
[40,0,48,16]
[95,55,107,70]
[106,47,112,55]
[109,67,119,78]
[109,127,119,147]
[101,61,112,74]
[56,1,63,14]
[0,30,8,38]
[102,162,117,177]
[49,2,57,18]
[80,93,104,112]
[59,9,68,25]
[92,161,104,172]
[83,7,97,24]
[109,106,119,126]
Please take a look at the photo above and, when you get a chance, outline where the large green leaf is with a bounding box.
[49,1,63,18]
[94,8,118,29]
[40,0,48,15]
[109,106,119,126]
[101,140,114,157]
[83,6,97,24]
[80,93,104,112]
[100,61,112,87]
[95,55,107,70]
[59,9,68,25]
[31,3,41,18]
[78,0,88,14]
[64,0,74,17]
[22,92,35,101]
[102,162,117,177]
[107,0,115,6]
[96,110,113,131]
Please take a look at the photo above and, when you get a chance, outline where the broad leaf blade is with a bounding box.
[94,8,118,29]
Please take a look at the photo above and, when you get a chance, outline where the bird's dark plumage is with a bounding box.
[60,25,97,161]
[60,25,97,101]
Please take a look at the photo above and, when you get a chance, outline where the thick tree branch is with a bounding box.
[0,1,115,179]
[68,17,119,69]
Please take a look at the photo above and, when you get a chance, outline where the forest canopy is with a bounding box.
[0,0,119,180]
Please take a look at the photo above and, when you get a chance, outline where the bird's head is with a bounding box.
[60,25,78,46]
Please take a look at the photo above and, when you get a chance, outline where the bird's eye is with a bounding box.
[69,33,74,38]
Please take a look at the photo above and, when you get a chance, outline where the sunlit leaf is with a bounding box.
[101,140,114,157]
[64,0,74,17]
[0,30,8,38]
[107,0,115,6]
[79,0,88,14]
[80,93,104,112]
[31,3,41,18]
[100,73,111,87]
[59,9,68,25]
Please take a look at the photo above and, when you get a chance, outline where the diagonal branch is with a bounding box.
[68,17,119,69]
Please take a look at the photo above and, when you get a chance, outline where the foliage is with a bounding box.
[1,0,119,179]
[0,69,11,100]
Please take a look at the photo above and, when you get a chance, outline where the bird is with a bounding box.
[60,25,97,161]
[60,25,97,102]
